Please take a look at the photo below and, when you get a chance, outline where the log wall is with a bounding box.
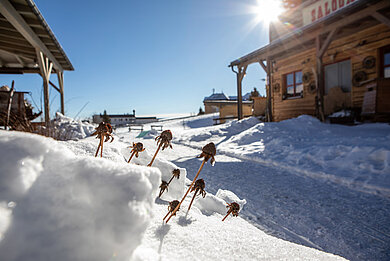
[271,23,390,122]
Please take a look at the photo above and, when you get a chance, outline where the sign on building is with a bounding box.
[303,0,359,26]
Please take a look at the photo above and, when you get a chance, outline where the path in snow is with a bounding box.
[160,142,390,261]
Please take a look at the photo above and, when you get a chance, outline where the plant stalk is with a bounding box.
[147,143,162,167]
[165,159,206,223]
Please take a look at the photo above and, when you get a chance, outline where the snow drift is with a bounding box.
[0,131,160,261]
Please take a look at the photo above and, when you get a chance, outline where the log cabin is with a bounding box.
[229,0,390,122]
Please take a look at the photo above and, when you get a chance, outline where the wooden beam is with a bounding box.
[266,58,273,122]
[258,60,267,72]
[36,49,53,126]
[0,0,63,71]
[49,80,61,93]
[318,28,339,58]
[315,36,325,122]
[0,67,40,74]
[237,65,247,120]
[57,71,65,115]
[372,11,390,28]
[13,54,24,66]
[11,3,32,14]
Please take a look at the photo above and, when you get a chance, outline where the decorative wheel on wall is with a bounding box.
[362,56,375,69]
[352,71,367,86]
[302,72,312,84]
[273,83,280,92]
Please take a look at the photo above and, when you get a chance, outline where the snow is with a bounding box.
[53,112,96,140]
[0,131,160,261]
[1,112,389,260]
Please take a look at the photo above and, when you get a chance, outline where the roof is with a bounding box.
[0,0,74,73]
[229,0,389,67]
[203,92,229,101]
[204,100,253,104]
[229,92,251,101]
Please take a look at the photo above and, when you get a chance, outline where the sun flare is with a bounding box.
[252,0,284,25]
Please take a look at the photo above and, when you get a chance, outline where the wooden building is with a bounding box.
[0,0,74,126]
[203,92,253,123]
[230,0,390,122]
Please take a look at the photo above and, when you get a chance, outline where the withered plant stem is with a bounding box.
[147,143,162,167]
[127,151,136,163]
[165,159,206,223]
[94,141,101,157]
[100,136,104,157]
[187,189,199,212]
[167,175,175,185]
[222,210,232,221]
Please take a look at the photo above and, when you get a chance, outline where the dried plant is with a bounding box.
[168,169,180,185]
[147,130,173,167]
[163,200,180,221]
[127,142,145,163]
[165,142,216,223]
[91,122,114,157]
[159,169,181,198]
[222,202,240,221]
[187,179,206,212]
[159,180,169,198]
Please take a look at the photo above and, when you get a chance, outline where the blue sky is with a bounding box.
[1,0,271,119]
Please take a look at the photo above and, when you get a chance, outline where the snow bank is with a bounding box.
[53,112,96,140]
[174,115,390,196]
[121,146,187,202]
[194,189,246,217]
[0,131,160,261]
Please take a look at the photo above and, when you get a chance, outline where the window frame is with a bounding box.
[283,70,303,99]
[380,45,390,78]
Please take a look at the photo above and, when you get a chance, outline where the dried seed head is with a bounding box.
[202,142,216,156]
[160,180,169,189]
[197,142,216,165]
[169,200,180,214]
[194,179,205,190]
[172,169,180,179]
[134,142,144,152]
[160,130,172,142]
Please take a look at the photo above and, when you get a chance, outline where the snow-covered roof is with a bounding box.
[229,92,251,101]
[203,92,229,101]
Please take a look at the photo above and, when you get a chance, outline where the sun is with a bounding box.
[252,0,284,25]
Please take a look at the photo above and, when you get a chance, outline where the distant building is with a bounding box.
[92,110,157,126]
[203,92,252,123]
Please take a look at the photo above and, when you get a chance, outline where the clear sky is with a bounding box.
[1,0,273,120]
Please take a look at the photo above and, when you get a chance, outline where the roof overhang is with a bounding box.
[229,0,390,68]
[0,0,73,74]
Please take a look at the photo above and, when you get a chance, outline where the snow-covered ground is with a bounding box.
[1,113,389,260]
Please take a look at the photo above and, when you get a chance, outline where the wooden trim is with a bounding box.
[258,60,267,72]
[372,11,390,28]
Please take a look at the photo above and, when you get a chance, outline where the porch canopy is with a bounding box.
[229,0,390,121]
[0,0,74,125]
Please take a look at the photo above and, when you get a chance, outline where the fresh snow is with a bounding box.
[1,113,389,261]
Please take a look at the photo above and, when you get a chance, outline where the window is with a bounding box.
[284,71,303,98]
[324,60,351,95]
[382,46,390,78]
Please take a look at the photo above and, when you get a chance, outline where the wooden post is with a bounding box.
[36,49,53,126]
[57,71,65,115]
[236,65,247,120]
[266,58,273,122]
[315,29,338,122]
